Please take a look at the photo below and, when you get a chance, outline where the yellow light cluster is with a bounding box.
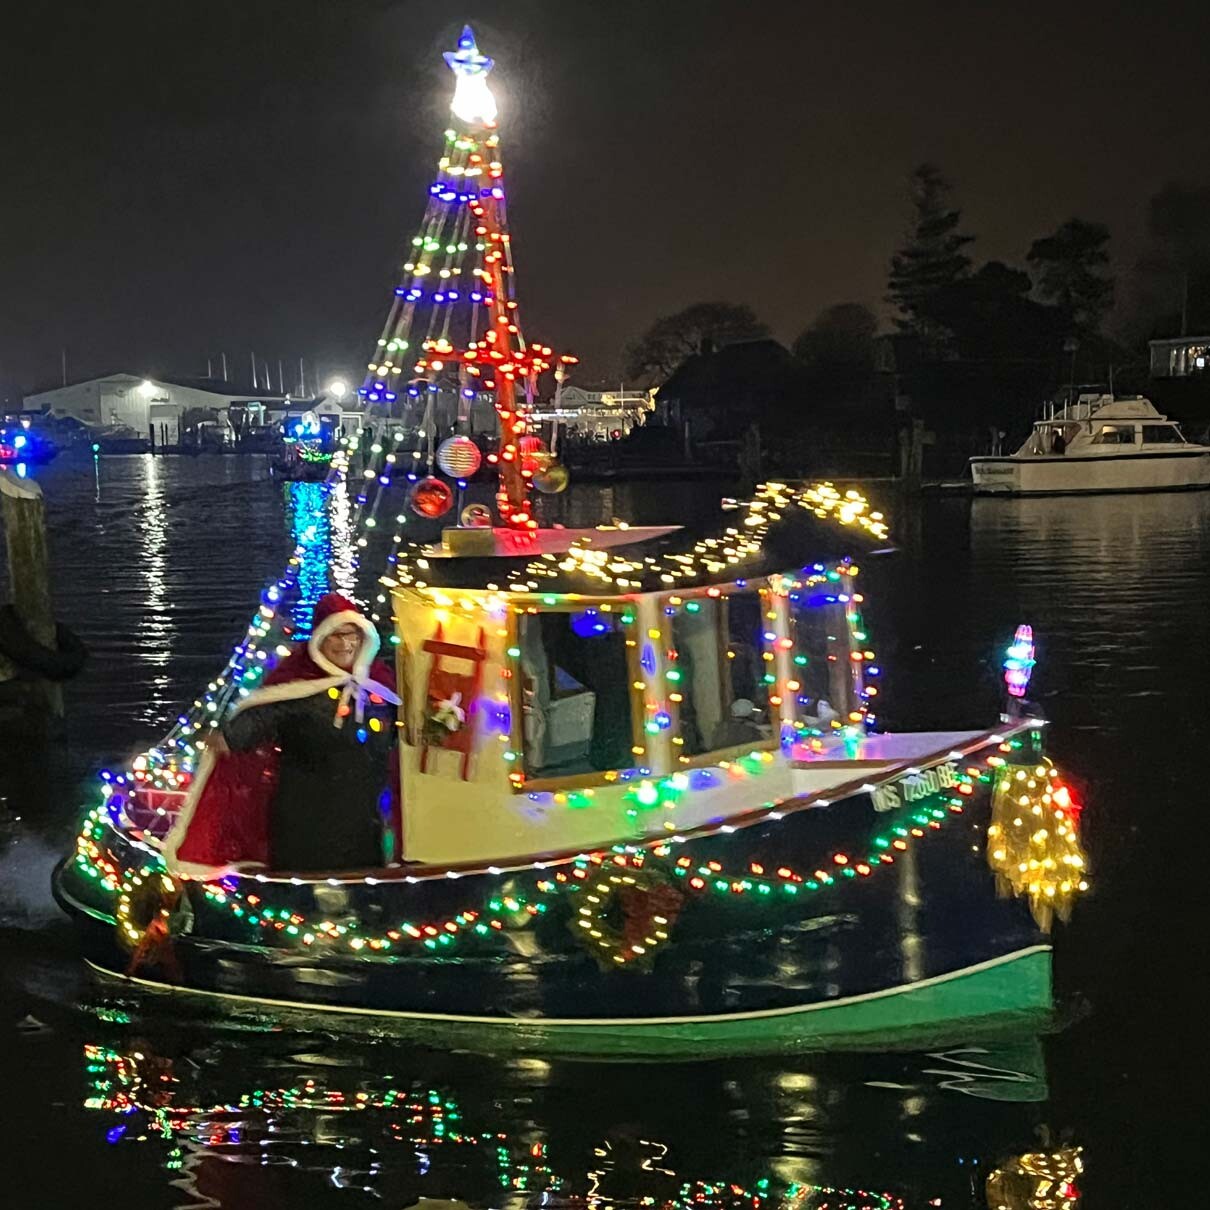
[987,760,1088,930]
[525,482,887,589]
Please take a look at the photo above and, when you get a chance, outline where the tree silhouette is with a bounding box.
[624,302,770,383]
[886,164,974,347]
[1027,218,1114,332]
[792,303,877,371]
[1138,183,1210,334]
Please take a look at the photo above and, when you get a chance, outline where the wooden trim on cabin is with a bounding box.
[677,737,780,770]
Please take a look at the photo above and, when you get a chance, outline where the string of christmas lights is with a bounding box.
[74,753,994,959]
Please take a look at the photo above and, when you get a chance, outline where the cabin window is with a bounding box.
[670,591,772,756]
[1141,425,1184,444]
[787,586,858,728]
[517,609,633,778]
[1091,425,1137,445]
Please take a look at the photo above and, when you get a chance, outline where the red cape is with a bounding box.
[170,645,398,873]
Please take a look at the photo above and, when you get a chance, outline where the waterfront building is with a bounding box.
[1149,335,1210,378]
[528,385,654,439]
[25,374,293,446]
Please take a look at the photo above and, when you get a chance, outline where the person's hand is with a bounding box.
[205,732,229,756]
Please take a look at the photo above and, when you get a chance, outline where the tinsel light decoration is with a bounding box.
[985,1146,1083,1209]
[987,759,1088,929]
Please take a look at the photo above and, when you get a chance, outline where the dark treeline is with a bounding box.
[622,169,1210,476]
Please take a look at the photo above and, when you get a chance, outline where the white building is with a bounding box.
[529,386,655,438]
[24,374,295,446]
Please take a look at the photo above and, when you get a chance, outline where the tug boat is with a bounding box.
[54,484,1087,1057]
[970,393,1210,495]
[54,27,1086,1056]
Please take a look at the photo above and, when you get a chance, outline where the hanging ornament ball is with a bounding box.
[522,449,552,475]
[436,435,482,479]
[460,502,493,529]
[518,435,547,455]
[532,460,570,494]
[408,476,454,518]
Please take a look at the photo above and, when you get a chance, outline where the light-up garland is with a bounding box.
[524,483,888,591]
[83,1042,910,1208]
[75,746,1002,961]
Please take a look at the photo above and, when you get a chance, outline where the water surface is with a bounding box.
[3,452,1203,1204]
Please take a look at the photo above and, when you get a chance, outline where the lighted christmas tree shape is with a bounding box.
[356,24,574,532]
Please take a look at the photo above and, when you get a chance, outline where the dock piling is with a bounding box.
[0,470,64,721]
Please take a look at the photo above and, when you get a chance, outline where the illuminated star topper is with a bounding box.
[444,25,497,126]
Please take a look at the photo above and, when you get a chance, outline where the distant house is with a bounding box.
[1149,336,1210,379]
[24,374,298,446]
[529,385,654,438]
[656,340,810,439]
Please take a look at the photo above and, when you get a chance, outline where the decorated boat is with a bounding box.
[269,408,339,482]
[53,26,1087,1056]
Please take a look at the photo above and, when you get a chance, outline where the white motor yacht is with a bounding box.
[970,394,1210,495]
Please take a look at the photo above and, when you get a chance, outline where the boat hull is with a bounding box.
[55,736,1055,1056]
[970,449,1210,494]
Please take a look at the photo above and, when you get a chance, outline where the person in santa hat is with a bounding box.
[164,593,401,876]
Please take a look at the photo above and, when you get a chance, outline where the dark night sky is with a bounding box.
[3,0,1209,394]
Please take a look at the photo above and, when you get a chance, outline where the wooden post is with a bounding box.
[0,470,63,718]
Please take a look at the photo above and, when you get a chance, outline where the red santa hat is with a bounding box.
[307,593,382,679]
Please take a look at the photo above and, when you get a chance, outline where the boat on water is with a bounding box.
[54,26,1087,1057]
[269,409,339,482]
[970,393,1210,495]
[54,483,1088,1055]
[0,422,57,465]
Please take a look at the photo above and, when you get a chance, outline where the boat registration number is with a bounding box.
[871,760,961,812]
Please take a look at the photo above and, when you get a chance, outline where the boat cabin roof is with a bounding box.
[1043,394,1169,424]
[390,490,891,597]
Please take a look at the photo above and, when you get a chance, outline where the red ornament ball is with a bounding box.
[436,435,482,478]
[408,476,454,518]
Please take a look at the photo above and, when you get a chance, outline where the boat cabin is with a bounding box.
[390,503,895,866]
[1018,394,1192,457]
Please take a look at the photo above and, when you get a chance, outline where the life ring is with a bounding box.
[569,858,684,971]
[0,605,88,681]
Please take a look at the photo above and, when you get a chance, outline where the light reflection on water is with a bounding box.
[4,453,1204,1204]
[60,1025,1055,1209]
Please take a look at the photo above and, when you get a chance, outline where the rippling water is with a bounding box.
[3,452,1204,1205]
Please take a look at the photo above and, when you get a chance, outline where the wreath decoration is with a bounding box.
[115,864,185,979]
[569,857,685,971]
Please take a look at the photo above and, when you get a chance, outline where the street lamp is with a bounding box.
[326,378,349,402]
